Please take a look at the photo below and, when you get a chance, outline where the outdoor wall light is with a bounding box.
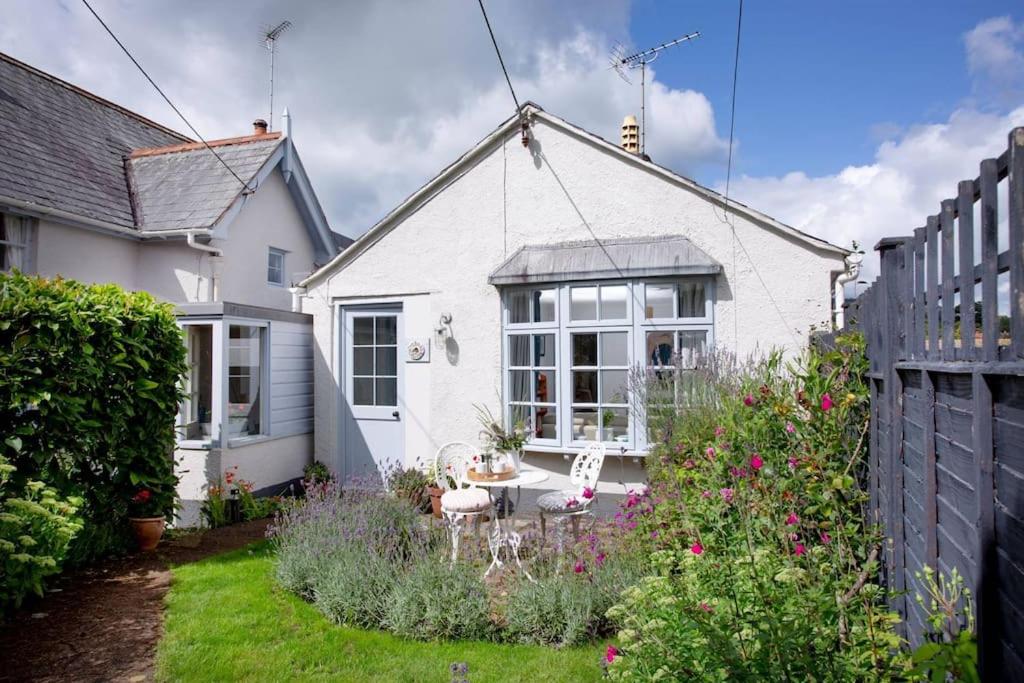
[434,312,453,348]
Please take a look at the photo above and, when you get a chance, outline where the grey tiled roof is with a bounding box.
[0,52,189,228]
[331,231,354,251]
[127,137,282,231]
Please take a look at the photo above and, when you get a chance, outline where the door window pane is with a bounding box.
[350,314,399,407]
[645,284,674,319]
[353,347,374,375]
[600,285,628,320]
[534,289,556,322]
[353,317,374,345]
[600,331,628,365]
[228,325,263,437]
[375,347,397,376]
[534,334,555,366]
[353,377,374,405]
[572,333,598,366]
[375,378,397,406]
[570,286,598,320]
[375,317,397,345]
[679,281,706,318]
[536,406,557,440]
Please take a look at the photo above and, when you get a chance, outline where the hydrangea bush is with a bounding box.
[606,335,909,680]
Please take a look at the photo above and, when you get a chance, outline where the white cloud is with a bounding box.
[965,15,1024,104]
[1,0,726,237]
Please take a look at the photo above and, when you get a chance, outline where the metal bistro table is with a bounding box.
[472,468,548,581]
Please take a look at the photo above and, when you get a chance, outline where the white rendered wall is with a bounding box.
[310,118,845,490]
[35,219,140,288]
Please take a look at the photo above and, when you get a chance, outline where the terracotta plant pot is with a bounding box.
[426,485,443,519]
[129,516,165,552]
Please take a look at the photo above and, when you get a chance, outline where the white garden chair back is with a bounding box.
[433,441,478,491]
[569,441,606,494]
[434,441,490,566]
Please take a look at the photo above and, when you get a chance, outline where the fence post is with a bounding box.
[1010,128,1024,358]
[957,180,976,359]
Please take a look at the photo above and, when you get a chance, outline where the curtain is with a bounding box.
[2,213,30,271]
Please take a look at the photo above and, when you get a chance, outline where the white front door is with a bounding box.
[341,307,403,483]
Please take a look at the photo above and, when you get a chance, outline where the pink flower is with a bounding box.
[705,446,716,459]
[788,457,799,470]
[750,454,763,471]
[595,552,606,566]
[786,512,800,526]
[683,458,696,469]
[566,496,579,508]
[582,486,594,499]
[820,532,831,544]
[719,488,734,503]
[605,645,618,663]
[785,421,795,434]
[650,531,659,539]
[714,426,725,437]
[574,560,586,574]
[821,393,833,412]
[701,489,712,499]
[794,543,806,556]
[743,394,754,407]
[699,601,713,613]
[691,542,704,555]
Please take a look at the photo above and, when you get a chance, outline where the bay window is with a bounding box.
[502,278,713,452]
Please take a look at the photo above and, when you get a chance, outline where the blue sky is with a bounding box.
[629,1,1021,183]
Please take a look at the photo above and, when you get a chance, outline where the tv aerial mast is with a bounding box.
[610,31,700,155]
[262,20,292,132]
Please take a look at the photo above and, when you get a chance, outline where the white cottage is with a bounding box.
[300,103,855,492]
[0,52,349,524]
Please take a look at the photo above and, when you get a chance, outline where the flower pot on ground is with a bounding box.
[386,464,430,512]
[129,516,165,551]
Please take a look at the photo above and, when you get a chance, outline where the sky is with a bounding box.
[3,1,1023,284]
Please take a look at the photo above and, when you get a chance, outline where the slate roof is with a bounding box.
[489,235,722,286]
[330,231,354,251]
[0,51,189,228]
[127,135,283,231]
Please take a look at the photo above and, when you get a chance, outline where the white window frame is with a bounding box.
[225,318,271,445]
[501,278,714,454]
[177,320,223,449]
[1,212,37,273]
[267,247,287,286]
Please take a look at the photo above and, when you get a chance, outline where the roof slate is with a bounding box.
[127,136,282,231]
[0,52,188,227]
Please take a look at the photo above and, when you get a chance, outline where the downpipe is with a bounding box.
[186,233,224,302]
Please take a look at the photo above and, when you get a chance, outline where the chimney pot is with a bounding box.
[253,118,269,135]
[621,115,639,154]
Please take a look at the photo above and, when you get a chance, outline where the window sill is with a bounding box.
[177,439,214,450]
[524,444,649,458]
[227,434,271,448]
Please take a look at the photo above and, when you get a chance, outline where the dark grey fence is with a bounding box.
[838,127,1023,679]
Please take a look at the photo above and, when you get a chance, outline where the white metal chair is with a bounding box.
[433,441,490,565]
[537,442,606,546]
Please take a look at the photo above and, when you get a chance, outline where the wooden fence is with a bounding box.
[837,127,1023,678]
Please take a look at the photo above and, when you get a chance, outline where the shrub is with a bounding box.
[384,557,493,641]
[386,463,429,511]
[0,273,186,562]
[607,335,908,680]
[311,547,401,628]
[0,453,82,615]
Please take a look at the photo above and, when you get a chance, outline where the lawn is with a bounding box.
[156,543,605,682]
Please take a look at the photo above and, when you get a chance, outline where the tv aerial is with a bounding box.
[261,20,293,132]
[610,31,700,155]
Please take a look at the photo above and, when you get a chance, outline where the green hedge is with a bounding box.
[0,272,187,564]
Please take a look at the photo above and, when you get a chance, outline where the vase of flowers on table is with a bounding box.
[474,404,528,475]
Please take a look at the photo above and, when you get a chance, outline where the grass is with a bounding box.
[156,543,605,682]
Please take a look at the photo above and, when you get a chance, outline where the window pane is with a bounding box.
[353,317,373,345]
[375,378,397,406]
[228,325,262,437]
[600,331,628,365]
[353,347,373,375]
[601,370,629,404]
[509,404,530,430]
[509,335,529,366]
[646,331,674,368]
[375,316,397,345]
[535,370,556,403]
[184,325,213,440]
[534,289,556,322]
[536,406,557,439]
[601,408,629,443]
[572,334,598,366]
[353,377,374,405]
[678,330,707,369]
[600,285,628,320]
[679,281,706,318]
[645,283,674,319]
[570,286,597,320]
[508,290,530,324]
[572,409,600,441]
[509,370,530,402]
[573,371,598,403]
[375,347,397,376]
[534,333,555,367]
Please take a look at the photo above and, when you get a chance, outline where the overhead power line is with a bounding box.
[476,0,521,115]
[80,0,256,193]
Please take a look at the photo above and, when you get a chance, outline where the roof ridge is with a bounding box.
[0,50,192,142]
[129,132,282,159]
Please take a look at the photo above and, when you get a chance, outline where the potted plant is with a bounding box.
[475,404,528,473]
[415,454,447,518]
[128,488,166,552]
[387,464,430,511]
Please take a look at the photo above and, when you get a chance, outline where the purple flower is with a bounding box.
[719,488,734,503]
[743,394,755,407]
[574,560,586,574]
[785,421,795,434]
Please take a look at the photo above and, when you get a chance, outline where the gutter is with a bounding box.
[186,233,224,303]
